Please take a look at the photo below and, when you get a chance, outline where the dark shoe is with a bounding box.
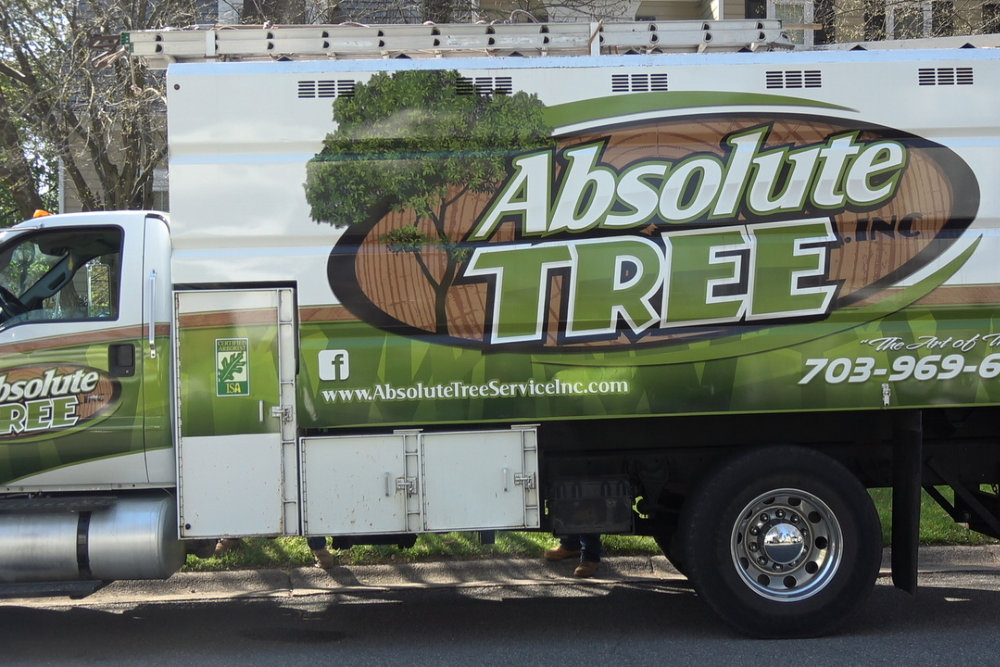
[574,561,600,578]
[312,547,336,569]
[544,545,582,561]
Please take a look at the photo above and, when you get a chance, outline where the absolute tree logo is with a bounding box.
[0,365,120,438]
[306,74,979,351]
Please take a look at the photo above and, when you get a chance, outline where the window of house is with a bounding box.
[892,0,958,38]
[764,0,956,43]
[768,0,812,45]
[932,0,954,34]
[985,3,1000,32]
[151,189,170,212]
[865,0,888,39]
[894,3,925,38]
[746,0,768,19]
[763,0,834,45]
[813,0,836,43]
[873,0,957,39]
[152,167,169,212]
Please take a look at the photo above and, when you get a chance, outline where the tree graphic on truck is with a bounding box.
[305,69,553,336]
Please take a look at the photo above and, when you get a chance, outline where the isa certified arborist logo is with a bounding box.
[216,338,249,397]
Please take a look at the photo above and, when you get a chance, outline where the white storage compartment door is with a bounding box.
[300,427,538,535]
[301,433,411,535]
[421,428,538,532]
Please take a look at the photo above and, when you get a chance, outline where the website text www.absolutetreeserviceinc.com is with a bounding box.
[321,378,631,403]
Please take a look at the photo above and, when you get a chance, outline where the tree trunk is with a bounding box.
[0,88,46,220]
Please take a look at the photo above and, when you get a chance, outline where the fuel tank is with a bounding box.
[0,494,184,583]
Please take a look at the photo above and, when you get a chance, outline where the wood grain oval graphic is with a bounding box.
[327,113,979,350]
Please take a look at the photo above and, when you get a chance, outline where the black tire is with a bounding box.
[653,531,687,576]
[680,446,882,638]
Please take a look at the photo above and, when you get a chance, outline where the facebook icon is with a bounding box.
[318,349,350,381]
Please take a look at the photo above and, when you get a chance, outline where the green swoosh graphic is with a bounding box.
[543,91,858,129]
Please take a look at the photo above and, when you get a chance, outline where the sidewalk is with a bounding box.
[4,545,1000,609]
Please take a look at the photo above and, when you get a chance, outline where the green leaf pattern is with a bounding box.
[218,351,246,382]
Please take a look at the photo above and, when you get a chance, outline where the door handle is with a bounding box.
[108,343,135,377]
[148,269,157,358]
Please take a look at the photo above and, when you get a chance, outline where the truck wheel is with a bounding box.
[653,531,687,576]
[680,446,881,638]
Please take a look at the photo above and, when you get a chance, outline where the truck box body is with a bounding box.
[167,49,999,430]
[1,22,999,636]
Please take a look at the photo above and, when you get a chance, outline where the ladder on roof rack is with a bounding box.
[122,20,793,68]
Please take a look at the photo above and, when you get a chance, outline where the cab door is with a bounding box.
[0,214,153,489]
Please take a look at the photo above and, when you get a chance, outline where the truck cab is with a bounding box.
[0,212,179,589]
[0,211,173,491]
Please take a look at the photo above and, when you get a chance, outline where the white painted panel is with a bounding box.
[301,434,408,535]
[178,433,283,536]
[421,430,537,531]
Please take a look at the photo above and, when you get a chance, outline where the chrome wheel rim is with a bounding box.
[730,488,843,602]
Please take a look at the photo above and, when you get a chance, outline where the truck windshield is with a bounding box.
[0,227,123,330]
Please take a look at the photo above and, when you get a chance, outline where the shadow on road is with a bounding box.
[3,575,1000,663]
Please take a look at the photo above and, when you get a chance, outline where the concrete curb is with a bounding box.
[5,545,1000,609]
[880,544,1000,573]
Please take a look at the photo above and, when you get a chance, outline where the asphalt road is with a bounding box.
[3,549,1000,665]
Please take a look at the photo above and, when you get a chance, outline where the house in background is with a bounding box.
[212,0,1000,44]
[749,0,1000,47]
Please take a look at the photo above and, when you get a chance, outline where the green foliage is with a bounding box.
[0,157,56,227]
[870,487,998,546]
[184,532,660,571]
[382,224,471,262]
[184,537,316,571]
[383,224,430,253]
[305,69,553,229]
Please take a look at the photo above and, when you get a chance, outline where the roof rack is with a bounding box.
[123,20,793,68]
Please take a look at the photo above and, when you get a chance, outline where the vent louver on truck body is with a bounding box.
[611,72,669,92]
[918,67,974,85]
[297,79,356,98]
[765,69,822,89]
[456,76,514,95]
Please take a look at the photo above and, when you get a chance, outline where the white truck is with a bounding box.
[1,20,999,637]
